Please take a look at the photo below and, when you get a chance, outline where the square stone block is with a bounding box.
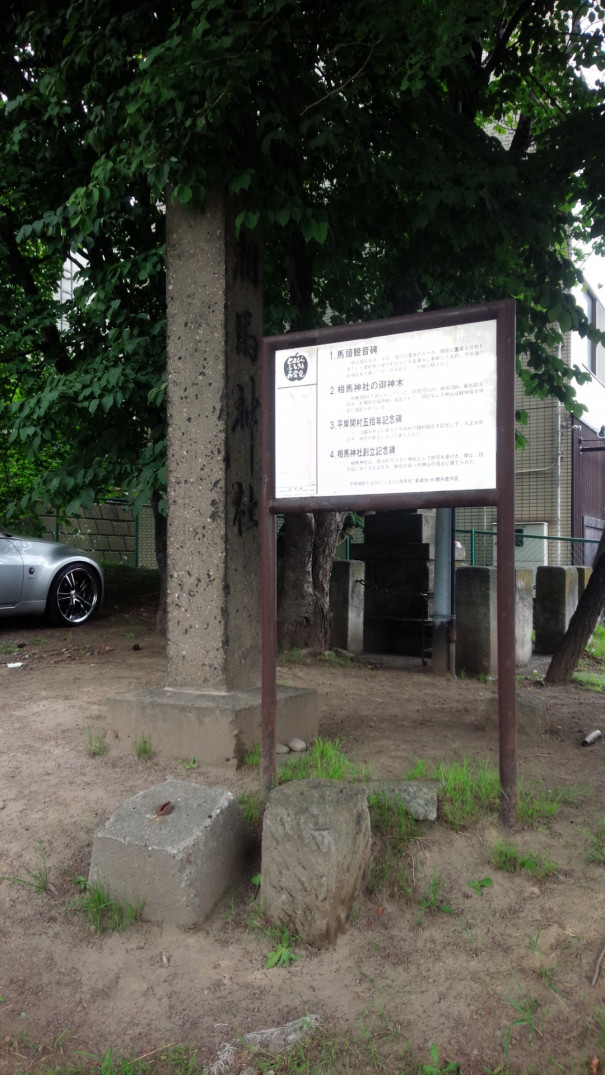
[261,779,371,947]
[88,779,247,928]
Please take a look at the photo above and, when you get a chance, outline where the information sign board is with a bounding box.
[274,319,497,500]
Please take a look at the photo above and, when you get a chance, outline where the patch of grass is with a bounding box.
[573,669,605,692]
[367,789,418,897]
[278,646,310,664]
[242,742,261,767]
[319,648,356,666]
[589,1007,605,1051]
[71,876,145,934]
[0,638,19,654]
[133,733,153,760]
[417,873,454,916]
[436,758,500,829]
[279,736,369,784]
[586,818,605,865]
[85,727,108,758]
[422,1042,461,1073]
[436,758,581,829]
[502,983,546,1057]
[238,790,266,826]
[404,758,427,780]
[1,841,50,892]
[489,840,558,880]
[587,624,605,659]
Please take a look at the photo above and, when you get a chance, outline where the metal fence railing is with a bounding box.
[455,528,600,569]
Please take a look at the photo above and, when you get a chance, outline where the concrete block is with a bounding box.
[515,569,533,666]
[456,567,498,676]
[364,510,435,544]
[88,779,247,928]
[577,566,592,601]
[534,566,578,654]
[330,560,365,654]
[261,779,371,947]
[108,684,319,765]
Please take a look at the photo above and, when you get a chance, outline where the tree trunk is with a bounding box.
[278,513,316,651]
[544,530,605,684]
[151,489,167,631]
[277,511,345,652]
[312,510,345,646]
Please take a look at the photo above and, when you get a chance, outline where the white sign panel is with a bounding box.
[275,320,497,499]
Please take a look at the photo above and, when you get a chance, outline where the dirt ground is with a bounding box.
[2,571,605,1074]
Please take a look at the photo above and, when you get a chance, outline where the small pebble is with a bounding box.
[276,742,290,754]
[288,737,307,752]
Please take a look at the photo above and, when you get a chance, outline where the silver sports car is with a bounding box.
[0,531,104,626]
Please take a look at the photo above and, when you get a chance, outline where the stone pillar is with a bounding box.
[576,566,592,602]
[107,196,318,761]
[515,569,533,667]
[165,193,261,691]
[330,560,365,654]
[534,565,578,654]
[456,566,534,675]
[456,567,498,677]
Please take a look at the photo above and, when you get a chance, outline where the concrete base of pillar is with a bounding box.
[107,685,319,765]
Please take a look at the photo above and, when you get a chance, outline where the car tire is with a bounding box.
[46,562,102,627]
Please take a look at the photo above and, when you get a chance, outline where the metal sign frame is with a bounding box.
[260,299,517,826]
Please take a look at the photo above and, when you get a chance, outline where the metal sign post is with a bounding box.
[261,299,517,825]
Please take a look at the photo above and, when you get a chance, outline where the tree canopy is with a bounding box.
[1,0,605,533]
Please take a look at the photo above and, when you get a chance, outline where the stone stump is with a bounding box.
[260,779,371,947]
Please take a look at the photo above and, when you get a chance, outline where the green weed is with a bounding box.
[586,818,605,865]
[501,982,546,1058]
[417,873,454,915]
[242,742,261,767]
[279,736,369,783]
[404,758,427,779]
[2,841,49,892]
[490,840,558,880]
[518,776,568,823]
[133,733,153,760]
[278,647,309,664]
[264,926,299,968]
[436,758,500,828]
[238,790,266,826]
[178,757,197,771]
[422,1042,461,1072]
[319,648,356,666]
[0,639,19,654]
[85,727,108,758]
[468,876,492,894]
[367,789,418,897]
[437,758,579,829]
[587,624,605,659]
[572,669,605,691]
[589,1007,605,1050]
[71,876,145,933]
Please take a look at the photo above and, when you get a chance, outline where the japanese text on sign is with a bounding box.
[274,320,497,498]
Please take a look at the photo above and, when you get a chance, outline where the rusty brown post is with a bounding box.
[496,300,517,828]
[260,338,277,793]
